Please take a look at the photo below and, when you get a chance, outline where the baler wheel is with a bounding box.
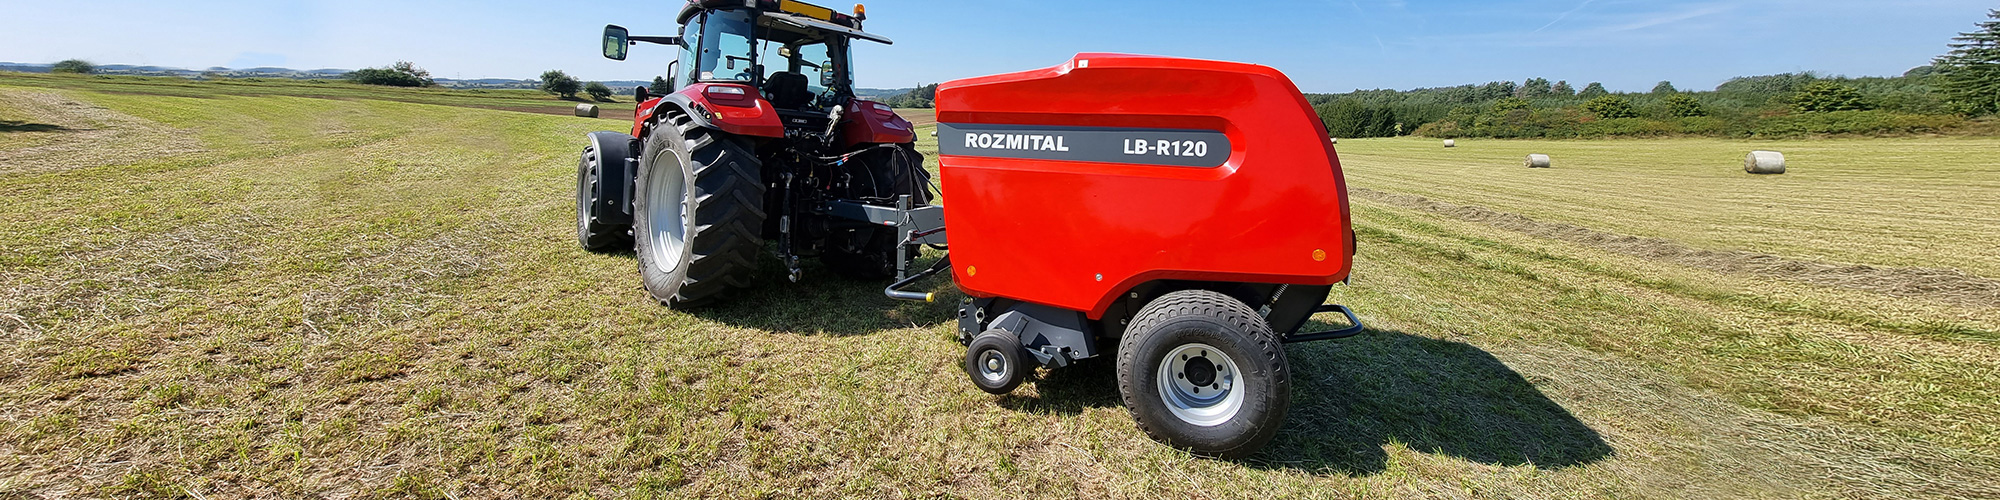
[632,114,767,308]
[1116,290,1289,459]
[964,329,1027,394]
[576,144,632,252]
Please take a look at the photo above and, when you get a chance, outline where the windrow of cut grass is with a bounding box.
[1,79,1995,498]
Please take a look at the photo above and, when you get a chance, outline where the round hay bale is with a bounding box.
[930,130,937,137]
[1443,139,1456,148]
[575,103,599,118]
[1525,154,1551,168]
[1745,150,1785,174]
[1329,138,1339,144]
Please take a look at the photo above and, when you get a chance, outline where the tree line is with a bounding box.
[1313,9,2000,139]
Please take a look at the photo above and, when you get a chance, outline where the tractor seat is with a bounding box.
[762,72,814,109]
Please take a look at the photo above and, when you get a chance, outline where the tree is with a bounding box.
[346,61,433,87]
[1578,82,1609,98]
[1318,100,1368,138]
[1651,81,1677,94]
[1551,80,1575,96]
[1583,96,1638,118]
[540,70,583,98]
[585,81,613,101]
[50,59,95,74]
[1517,77,1552,98]
[1662,94,1707,117]
[651,76,669,91]
[881,83,939,108]
[1792,81,1870,112]
[1934,9,2000,115]
[1490,97,1531,113]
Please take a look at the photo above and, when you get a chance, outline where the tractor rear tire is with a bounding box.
[1117,289,1290,459]
[633,114,767,308]
[576,144,632,252]
[821,143,932,280]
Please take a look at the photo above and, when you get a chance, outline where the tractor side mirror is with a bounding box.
[603,25,630,61]
[635,86,650,103]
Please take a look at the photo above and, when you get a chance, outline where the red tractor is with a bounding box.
[579,0,932,306]
[581,1,1363,458]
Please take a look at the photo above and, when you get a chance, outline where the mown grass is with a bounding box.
[0,72,636,120]
[1,79,1996,498]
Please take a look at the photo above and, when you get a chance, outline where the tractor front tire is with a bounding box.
[820,143,932,280]
[576,144,632,252]
[1116,289,1290,459]
[632,115,766,308]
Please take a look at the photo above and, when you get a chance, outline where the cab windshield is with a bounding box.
[695,10,758,82]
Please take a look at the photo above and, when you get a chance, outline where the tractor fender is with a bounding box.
[584,131,640,223]
[840,98,917,146]
[638,85,785,140]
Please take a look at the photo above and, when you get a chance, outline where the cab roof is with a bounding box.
[676,0,891,44]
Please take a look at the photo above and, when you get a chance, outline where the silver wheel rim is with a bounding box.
[645,150,689,274]
[976,349,1009,385]
[1156,343,1245,427]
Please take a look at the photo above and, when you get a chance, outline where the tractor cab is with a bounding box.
[615,1,888,125]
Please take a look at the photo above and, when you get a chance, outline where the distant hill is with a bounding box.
[1,62,922,99]
[855,87,913,100]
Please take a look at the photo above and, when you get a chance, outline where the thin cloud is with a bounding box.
[1597,4,1732,34]
[1534,0,1598,33]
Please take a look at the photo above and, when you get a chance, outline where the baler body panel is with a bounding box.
[936,54,1352,319]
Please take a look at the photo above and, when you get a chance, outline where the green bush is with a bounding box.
[347,61,433,87]
[1662,94,1708,117]
[1753,110,1963,136]
[50,59,94,74]
[1584,96,1638,119]
[1792,81,1870,112]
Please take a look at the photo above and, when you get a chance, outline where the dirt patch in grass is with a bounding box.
[0,89,204,173]
[1353,187,2000,309]
[895,109,937,127]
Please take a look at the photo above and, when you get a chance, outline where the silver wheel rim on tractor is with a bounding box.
[645,150,690,274]
[976,349,1009,385]
[1156,342,1245,427]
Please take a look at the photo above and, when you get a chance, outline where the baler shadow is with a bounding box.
[684,254,959,337]
[1258,326,1611,474]
[1000,326,1611,475]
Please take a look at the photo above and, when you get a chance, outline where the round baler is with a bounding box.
[918,53,1367,458]
[573,1,1363,458]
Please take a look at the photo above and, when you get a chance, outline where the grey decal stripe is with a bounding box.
[938,123,1230,168]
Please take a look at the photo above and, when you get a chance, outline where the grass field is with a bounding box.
[2,74,1997,498]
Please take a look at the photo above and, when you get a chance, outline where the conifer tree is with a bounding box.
[1934,9,2000,115]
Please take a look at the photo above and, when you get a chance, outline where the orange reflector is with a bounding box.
[1312,249,1327,262]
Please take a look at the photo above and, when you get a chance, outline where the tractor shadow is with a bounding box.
[684,253,960,336]
[1003,325,1612,476]
[1,120,68,133]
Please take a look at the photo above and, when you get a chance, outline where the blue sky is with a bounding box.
[0,0,1989,93]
